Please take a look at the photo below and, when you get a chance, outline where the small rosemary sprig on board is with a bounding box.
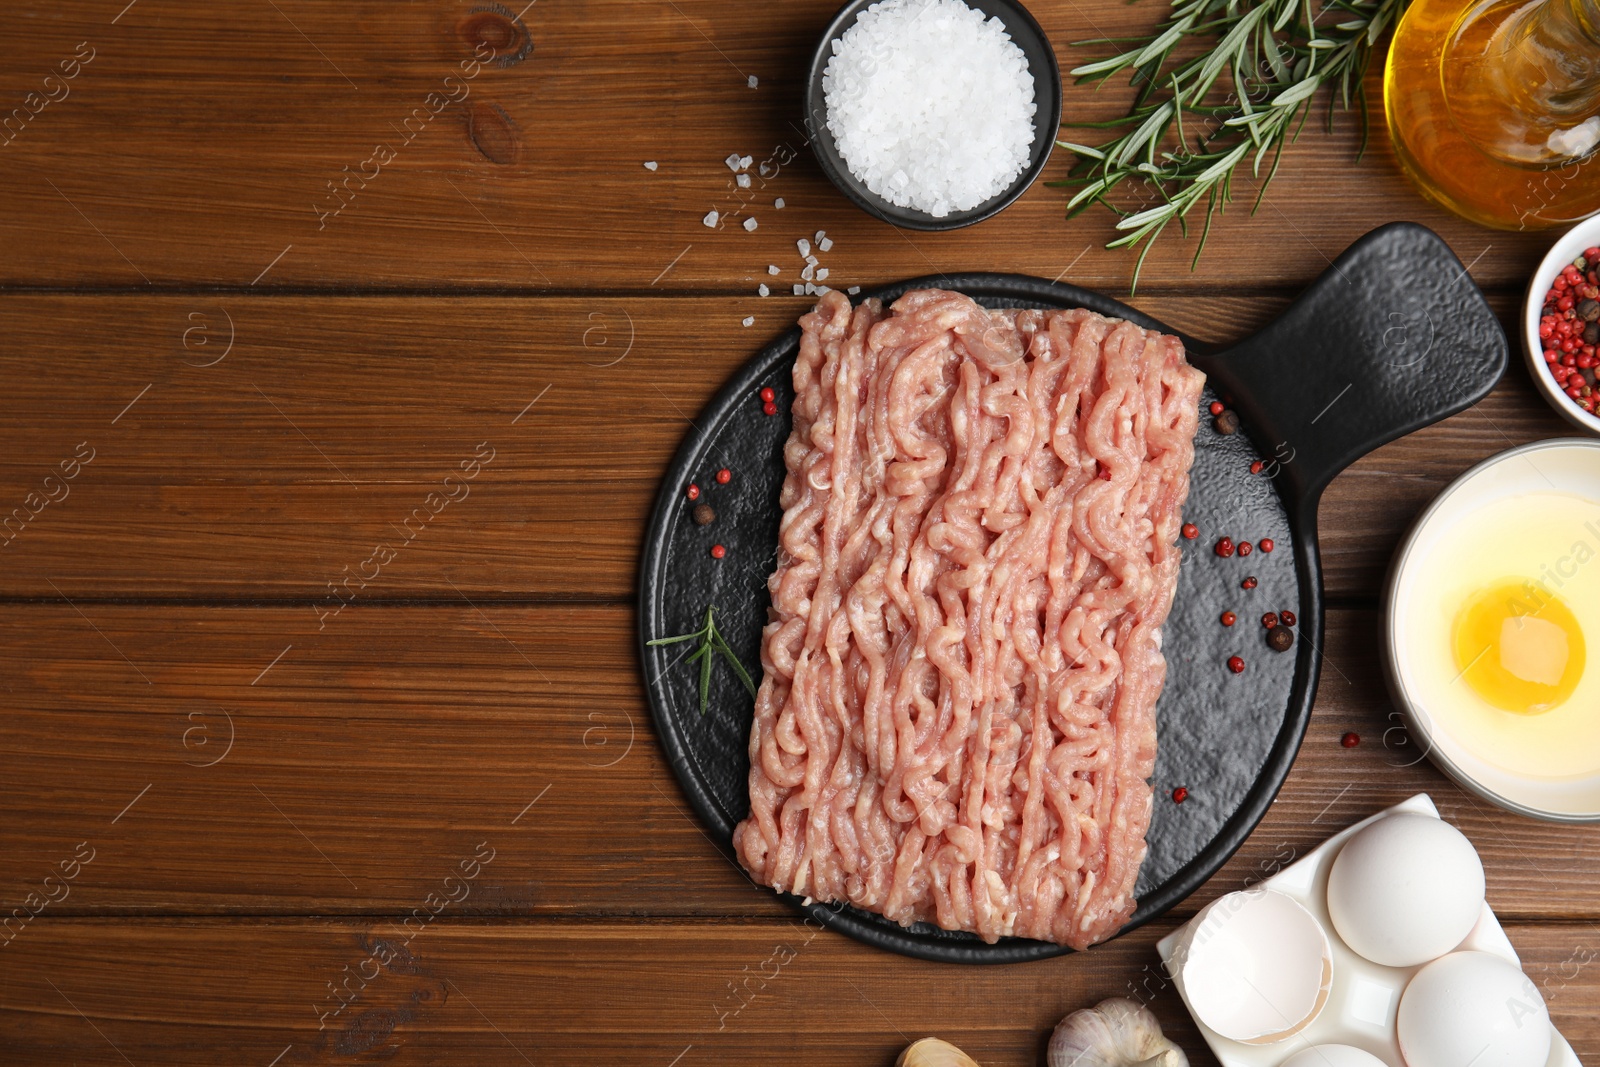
[647,605,758,714]
[1051,0,1410,289]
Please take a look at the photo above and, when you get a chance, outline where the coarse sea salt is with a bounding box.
[643,160,658,171]
[797,238,811,257]
[822,0,1036,217]
[726,154,743,171]
[748,75,759,88]
[768,265,781,275]
[818,237,833,252]
[774,198,785,209]
[703,210,720,227]
[744,217,758,231]
[737,173,752,188]
[759,284,770,296]
[743,316,755,327]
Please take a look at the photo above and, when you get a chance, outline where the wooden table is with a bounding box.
[1,2,1595,1064]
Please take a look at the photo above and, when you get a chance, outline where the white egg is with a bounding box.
[1398,951,1551,1067]
[1325,812,1485,967]
[1278,1044,1388,1067]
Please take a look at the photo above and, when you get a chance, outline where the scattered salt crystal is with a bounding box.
[801,264,815,281]
[737,173,752,188]
[743,217,758,231]
[748,75,759,88]
[767,265,781,275]
[815,285,831,294]
[774,198,785,209]
[816,267,829,281]
[703,210,720,227]
[739,155,753,169]
[815,230,826,242]
[758,284,770,296]
[847,286,861,295]
[725,154,742,171]
[819,237,833,252]
[821,0,1036,217]
[643,161,658,171]
[742,316,755,327]
[804,282,817,295]
[793,284,804,295]
[804,254,818,266]
[797,238,811,257]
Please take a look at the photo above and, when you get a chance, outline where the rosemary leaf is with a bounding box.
[1058,0,1411,289]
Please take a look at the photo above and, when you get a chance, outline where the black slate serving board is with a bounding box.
[638,223,1507,962]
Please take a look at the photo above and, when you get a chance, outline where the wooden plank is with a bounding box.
[0,0,1547,291]
[3,604,1598,920]
[0,292,1556,601]
[1,917,1595,1066]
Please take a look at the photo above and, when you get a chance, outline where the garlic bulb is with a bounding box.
[1047,998,1188,1067]
[897,1037,981,1067]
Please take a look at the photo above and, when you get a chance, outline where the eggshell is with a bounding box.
[1278,1045,1388,1067]
[1325,811,1485,967]
[1169,889,1333,1045]
[1398,951,1551,1067]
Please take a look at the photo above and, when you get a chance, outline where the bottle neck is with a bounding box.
[1503,0,1600,111]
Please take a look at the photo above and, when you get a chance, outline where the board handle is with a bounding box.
[1198,222,1508,525]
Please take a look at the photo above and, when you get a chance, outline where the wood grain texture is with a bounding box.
[2,918,1597,1067]
[3,2,1594,1064]
[4,605,1598,921]
[0,0,1548,291]
[0,292,1562,602]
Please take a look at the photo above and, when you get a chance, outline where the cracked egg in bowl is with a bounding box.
[1385,439,1600,821]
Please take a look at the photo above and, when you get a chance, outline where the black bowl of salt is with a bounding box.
[804,0,1062,231]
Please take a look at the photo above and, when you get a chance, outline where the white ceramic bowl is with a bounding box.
[1523,216,1600,435]
[1383,439,1600,822]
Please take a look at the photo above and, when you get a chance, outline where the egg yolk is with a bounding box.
[1453,580,1585,714]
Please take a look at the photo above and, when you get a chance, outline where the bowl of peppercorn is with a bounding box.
[1526,217,1600,434]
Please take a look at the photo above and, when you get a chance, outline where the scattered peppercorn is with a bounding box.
[1267,626,1294,652]
[1262,611,1279,629]
[1172,786,1189,804]
[692,504,715,526]
[1208,401,1224,416]
[1182,523,1198,540]
[1280,609,1296,627]
[1579,298,1600,323]
[1214,409,1240,435]
[763,402,778,416]
[760,386,776,402]
[715,468,732,485]
[1242,576,1258,589]
[1259,538,1274,553]
[710,543,726,559]
[1238,540,1253,556]
[686,483,700,501]
[1341,731,1360,748]
[1221,610,1237,627]
[1227,655,1246,674]
[1249,460,1264,474]
[1215,537,1235,558]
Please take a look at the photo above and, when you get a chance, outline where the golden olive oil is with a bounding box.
[1384,0,1600,229]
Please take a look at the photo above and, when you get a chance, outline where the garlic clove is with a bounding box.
[896,1037,982,1067]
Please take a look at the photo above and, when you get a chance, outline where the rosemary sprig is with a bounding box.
[647,605,758,714]
[1050,0,1410,289]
